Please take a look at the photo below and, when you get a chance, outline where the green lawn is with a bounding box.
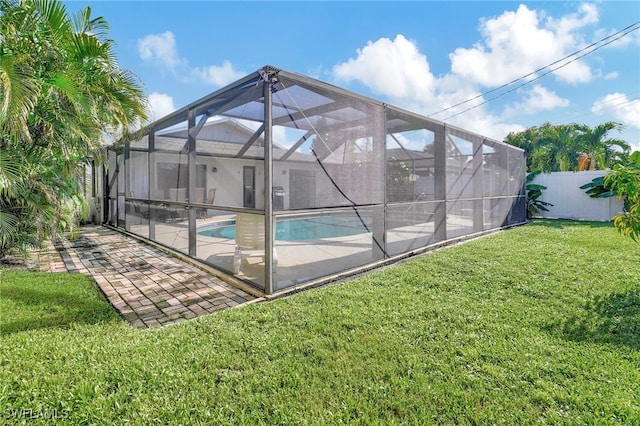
[0,271,120,334]
[0,220,638,424]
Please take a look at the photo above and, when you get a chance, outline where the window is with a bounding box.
[156,163,206,190]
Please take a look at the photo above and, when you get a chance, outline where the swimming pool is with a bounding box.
[198,216,371,241]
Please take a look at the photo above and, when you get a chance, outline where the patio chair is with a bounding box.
[130,191,179,222]
[233,212,277,273]
[196,188,216,219]
[129,191,150,220]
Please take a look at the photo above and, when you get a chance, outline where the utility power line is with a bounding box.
[428,21,640,121]
[569,93,640,122]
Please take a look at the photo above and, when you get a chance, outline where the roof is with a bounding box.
[120,65,524,164]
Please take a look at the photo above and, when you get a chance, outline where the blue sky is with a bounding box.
[69,1,640,151]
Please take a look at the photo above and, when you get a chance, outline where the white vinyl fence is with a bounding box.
[530,171,624,221]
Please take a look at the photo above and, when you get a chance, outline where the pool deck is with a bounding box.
[35,226,261,328]
[134,213,478,290]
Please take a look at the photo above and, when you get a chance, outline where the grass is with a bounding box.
[0,220,638,424]
[0,271,120,334]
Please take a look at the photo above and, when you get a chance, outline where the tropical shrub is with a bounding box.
[580,151,640,217]
[525,172,553,219]
[605,162,640,242]
[579,175,615,199]
[0,0,147,256]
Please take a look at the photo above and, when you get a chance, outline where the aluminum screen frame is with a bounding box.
[104,66,526,295]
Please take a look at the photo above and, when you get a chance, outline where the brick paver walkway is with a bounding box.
[39,226,261,328]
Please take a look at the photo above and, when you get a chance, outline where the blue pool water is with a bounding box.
[198,216,371,241]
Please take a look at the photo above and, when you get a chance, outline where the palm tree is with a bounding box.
[0,0,147,255]
[534,123,581,172]
[576,121,630,171]
[505,122,580,172]
[505,122,631,173]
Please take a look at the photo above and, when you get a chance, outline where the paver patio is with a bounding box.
[38,226,261,328]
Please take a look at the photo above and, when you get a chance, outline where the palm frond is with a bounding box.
[0,210,19,251]
[0,150,26,198]
[71,6,110,40]
[32,0,72,40]
[0,52,40,144]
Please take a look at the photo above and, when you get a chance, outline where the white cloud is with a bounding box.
[547,3,599,37]
[329,3,629,144]
[550,60,593,84]
[449,4,596,87]
[333,34,436,102]
[593,25,640,50]
[604,71,619,80]
[459,112,525,142]
[147,92,176,122]
[445,106,526,142]
[138,31,184,72]
[138,32,242,87]
[332,34,528,141]
[502,85,570,117]
[592,93,640,129]
[191,61,244,87]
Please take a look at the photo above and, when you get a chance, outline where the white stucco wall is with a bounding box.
[530,171,624,221]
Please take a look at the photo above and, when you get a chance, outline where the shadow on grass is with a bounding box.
[0,280,120,335]
[545,291,640,350]
[527,219,614,229]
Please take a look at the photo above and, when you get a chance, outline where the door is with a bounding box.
[243,166,255,208]
[289,169,316,209]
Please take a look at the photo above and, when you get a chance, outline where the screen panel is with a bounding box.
[273,207,378,289]
[270,75,385,210]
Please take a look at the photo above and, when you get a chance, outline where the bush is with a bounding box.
[526,172,553,219]
[605,163,640,241]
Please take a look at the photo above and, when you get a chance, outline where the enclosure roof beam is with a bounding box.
[189,114,210,139]
[445,133,463,157]
[271,99,352,127]
[312,118,373,161]
[234,124,265,158]
[273,71,383,111]
[195,83,265,120]
[386,120,440,134]
[389,133,416,160]
[315,117,370,134]
[280,130,315,161]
